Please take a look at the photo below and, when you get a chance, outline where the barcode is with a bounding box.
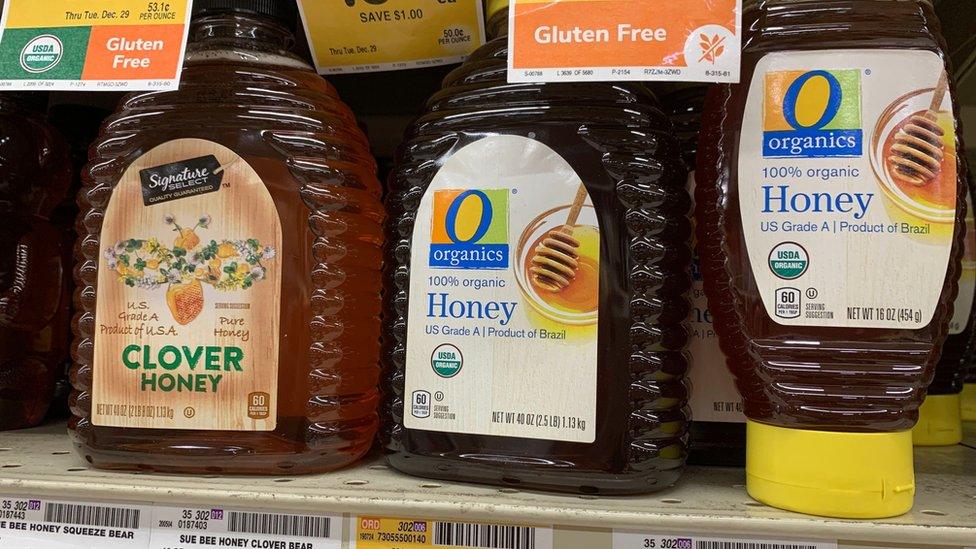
[433,521,536,549]
[43,502,141,529]
[227,511,331,538]
[697,543,817,549]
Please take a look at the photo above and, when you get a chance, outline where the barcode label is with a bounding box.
[227,510,331,538]
[433,521,536,549]
[613,532,836,549]
[697,543,817,549]
[44,501,141,529]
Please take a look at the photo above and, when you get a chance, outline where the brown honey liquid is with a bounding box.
[385,7,691,495]
[71,11,384,474]
[696,0,964,433]
[0,93,72,430]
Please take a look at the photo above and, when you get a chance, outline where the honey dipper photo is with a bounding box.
[887,71,949,187]
[530,184,589,292]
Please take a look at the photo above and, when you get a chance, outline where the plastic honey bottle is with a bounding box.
[0,92,72,430]
[697,0,964,518]
[385,0,691,494]
[661,86,746,467]
[914,165,975,444]
[73,0,384,474]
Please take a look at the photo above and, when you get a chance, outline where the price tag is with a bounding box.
[0,494,153,548]
[149,505,341,549]
[613,531,837,549]
[353,516,552,549]
[507,0,741,84]
[297,0,485,74]
[0,0,193,91]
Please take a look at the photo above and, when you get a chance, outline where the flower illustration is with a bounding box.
[105,214,276,325]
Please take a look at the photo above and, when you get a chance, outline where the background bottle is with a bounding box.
[661,85,746,467]
[72,0,383,474]
[0,92,72,430]
[385,0,691,495]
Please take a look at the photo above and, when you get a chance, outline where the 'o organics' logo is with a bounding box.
[763,69,863,158]
[20,35,63,74]
[429,189,509,270]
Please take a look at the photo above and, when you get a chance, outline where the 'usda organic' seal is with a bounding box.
[20,35,63,73]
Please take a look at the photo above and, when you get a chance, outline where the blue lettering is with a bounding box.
[427,292,517,326]
[762,185,873,220]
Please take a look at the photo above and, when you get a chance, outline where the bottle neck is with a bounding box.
[487,7,508,40]
[187,11,295,55]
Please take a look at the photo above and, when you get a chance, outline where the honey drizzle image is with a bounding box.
[888,71,950,187]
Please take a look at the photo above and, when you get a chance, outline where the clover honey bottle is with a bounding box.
[385,0,691,494]
[0,92,72,430]
[697,0,964,517]
[73,0,384,473]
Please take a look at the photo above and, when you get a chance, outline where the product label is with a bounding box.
[0,494,152,548]
[688,172,743,423]
[92,139,282,431]
[613,531,836,549]
[0,0,192,91]
[404,135,599,443]
[508,0,740,83]
[298,0,485,74]
[739,50,957,329]
[354,517,552,549]
[950,195,975,334]
[149,505,340,549]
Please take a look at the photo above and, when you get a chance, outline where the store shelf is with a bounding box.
[0,422,973,548]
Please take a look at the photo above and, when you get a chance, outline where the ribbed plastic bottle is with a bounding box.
[0,93,72,430]
[73,0,384,474]
[914,165,975,444]
[960,165,976,423]
[697,0,965,518]
[385,0,691,494]
[662,86,746,467]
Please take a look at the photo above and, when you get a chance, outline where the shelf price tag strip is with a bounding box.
[507,0,742,84]
[354,516,553,549]
[297,0,486,75]
[0,0,193,91]
[613,531,837,549]
[149,504,341,549]
[0,494,153,548]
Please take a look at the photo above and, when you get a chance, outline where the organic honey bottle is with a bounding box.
[0,92,72,430]
[385,0,691,494]
[914,164,975,444]
[697,0,965,518]
[661,86,746,467]
[72,0,384,474]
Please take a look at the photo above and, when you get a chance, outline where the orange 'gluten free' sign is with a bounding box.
[508,0,741,83]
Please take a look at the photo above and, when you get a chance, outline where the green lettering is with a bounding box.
[205,346,220,370]
[209,374,222,391]
[159,346,182,370]
[158,373,175,392]
[183,346,204,370]
[142,345,157,369]
[141,372,157,391]
[224,347,244,371]
[194,374,207,391]
[177,374,193,392]
[123,345,141,369]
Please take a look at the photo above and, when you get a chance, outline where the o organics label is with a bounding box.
[508,0,741,83]
[0,0,191,91]
[298,0,486,74]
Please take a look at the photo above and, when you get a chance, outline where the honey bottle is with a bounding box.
[697,0,965,518]
[914,164,975,444]
[72,0,384,474]
[661,86,746,467]
[0,92,72,430]
[385,0,691,494]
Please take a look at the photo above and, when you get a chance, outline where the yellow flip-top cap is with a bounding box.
[962,384,976,422]
[486,0,509,20]
[746,420,914,519]
[912,394,963,445]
